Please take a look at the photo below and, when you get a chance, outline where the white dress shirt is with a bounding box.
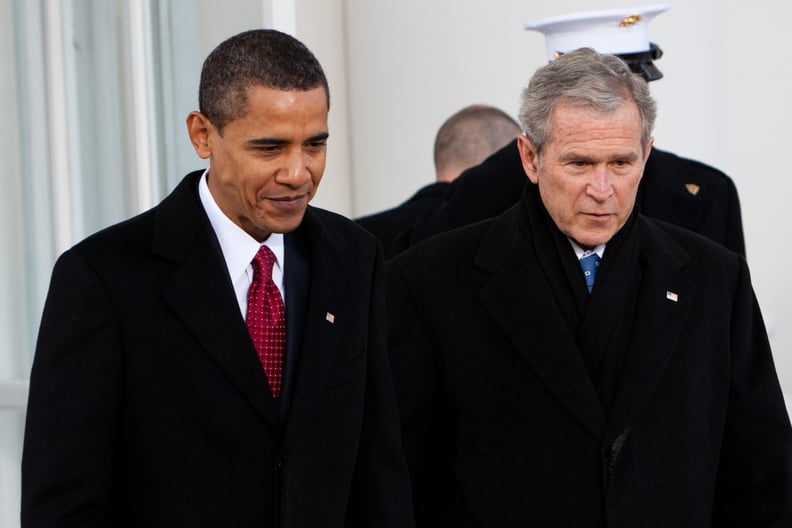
[198,169,285,318]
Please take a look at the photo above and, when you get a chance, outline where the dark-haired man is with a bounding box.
[22,29,414,527]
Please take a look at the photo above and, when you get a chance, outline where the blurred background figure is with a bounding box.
[356,104,520,257]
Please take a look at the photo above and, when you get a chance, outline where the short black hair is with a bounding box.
[199,29,329,133]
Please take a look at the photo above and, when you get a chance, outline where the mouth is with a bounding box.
[266,193,310,212]
[582,212,613,221]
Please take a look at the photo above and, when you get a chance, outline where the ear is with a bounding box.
[643,136,654,163]
[517,134,540,184]
[186,111,213,159]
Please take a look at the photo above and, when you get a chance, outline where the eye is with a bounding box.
[250,144,284,155]
[305,140,327,152]
[610,160,634,173]
[567,160,589,172]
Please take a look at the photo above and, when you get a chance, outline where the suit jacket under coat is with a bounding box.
[407,140,746,256]
[22,171,414,527]
[355,181,450,258]
[387,184,791,527]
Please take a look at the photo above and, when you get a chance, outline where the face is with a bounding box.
[518,100,653,250]
[187,85,329,241]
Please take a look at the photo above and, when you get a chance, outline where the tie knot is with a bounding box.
[251,245,276,280]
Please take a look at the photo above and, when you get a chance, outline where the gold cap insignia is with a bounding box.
[619,14,642,28]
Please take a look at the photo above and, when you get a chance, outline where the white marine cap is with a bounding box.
[524,4,669,81]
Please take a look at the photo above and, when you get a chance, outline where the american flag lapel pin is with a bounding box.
[666,291,679,303]
[325,312,335,324]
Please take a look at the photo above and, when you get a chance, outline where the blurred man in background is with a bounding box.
[356,104,520,257]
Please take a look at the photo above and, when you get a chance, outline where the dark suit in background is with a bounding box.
[357,104,521,258]
[408,139,746,255]
[355,181,449,257]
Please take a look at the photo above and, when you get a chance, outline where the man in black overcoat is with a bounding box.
[22,29,414,527]
[388,48,791,527]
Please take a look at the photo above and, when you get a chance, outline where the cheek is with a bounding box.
[614,177,641,202]
[308,155,327,185]
[553,179,584,207]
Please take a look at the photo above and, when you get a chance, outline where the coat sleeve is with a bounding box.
[345,244,416,528]
[385,257,465,526]
[21,249,121,527]
[713,257,792,526]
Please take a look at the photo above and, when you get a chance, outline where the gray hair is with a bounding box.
[518,48,656,155]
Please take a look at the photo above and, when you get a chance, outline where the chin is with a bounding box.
[274,216,307,234]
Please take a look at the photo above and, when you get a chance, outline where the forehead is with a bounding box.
[242,85,328,115]
[225,85,329,136]
[546,100,643,151]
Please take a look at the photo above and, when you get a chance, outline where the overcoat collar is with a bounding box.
[476,184,693,445]
[638,147,714,233]
[151,171,345,443]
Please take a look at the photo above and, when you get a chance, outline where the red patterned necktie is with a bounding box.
[246,245,286,399]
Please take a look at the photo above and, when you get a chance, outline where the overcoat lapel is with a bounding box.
[603,219,693,447]
[477,206,607,440]
[153,173,282,434]
[281,209,343,446]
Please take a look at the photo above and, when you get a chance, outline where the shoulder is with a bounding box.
[638,214,743,277]
[68,171,203,261]
[302,206,381,258]
[648,148,738,194]
[408,181,451,201]
[305,205,375,239]
[451,139,524,188]
[66,209,157,268]
[389,217,495,276]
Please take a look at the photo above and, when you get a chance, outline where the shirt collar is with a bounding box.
[568,238,606,261]
[198,169,285,283]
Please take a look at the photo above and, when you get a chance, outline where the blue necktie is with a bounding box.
[580,253,601,293]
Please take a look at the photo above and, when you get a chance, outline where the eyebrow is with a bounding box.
[560,151,640,163]
[244,132,329,148]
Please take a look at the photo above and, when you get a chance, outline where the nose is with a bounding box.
[586,165,613,201]
[276,148,311,186]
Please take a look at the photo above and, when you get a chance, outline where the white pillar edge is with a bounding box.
[128,0,155,212]
[43,1,73,253]
[267,0,297,34]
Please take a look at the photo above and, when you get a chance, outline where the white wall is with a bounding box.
[342,0,792,406]
[296,0,353,214]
